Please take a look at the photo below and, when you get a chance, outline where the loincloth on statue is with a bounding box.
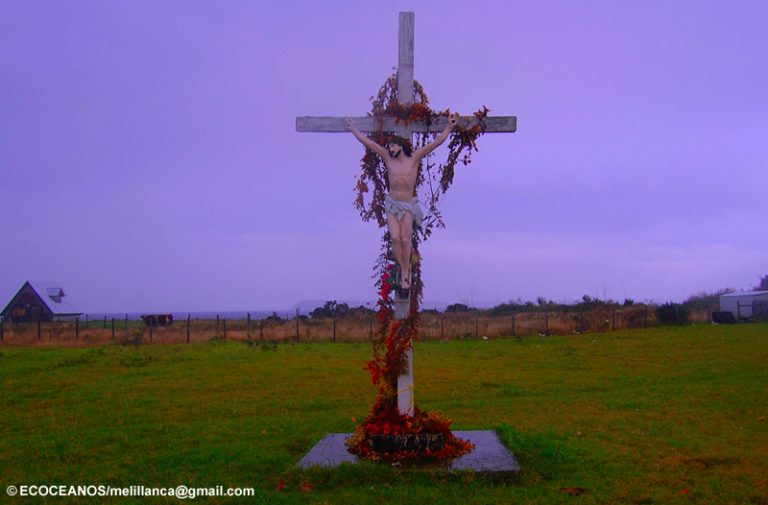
[385,194,424,227]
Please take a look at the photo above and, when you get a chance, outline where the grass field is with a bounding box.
[1,324,767,504]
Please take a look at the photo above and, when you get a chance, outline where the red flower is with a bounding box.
[276,480,285,492]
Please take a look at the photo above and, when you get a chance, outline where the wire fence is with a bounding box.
[0,305,716,347]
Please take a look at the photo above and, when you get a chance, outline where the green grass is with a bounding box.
[1,324,767,504]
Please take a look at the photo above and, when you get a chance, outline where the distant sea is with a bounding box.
[83,310,295,321]
[83,300,450,321]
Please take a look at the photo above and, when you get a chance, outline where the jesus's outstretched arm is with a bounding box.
[412,112,459,160]
[345,118,388,159]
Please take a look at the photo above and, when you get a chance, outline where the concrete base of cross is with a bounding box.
[297,430,521,473]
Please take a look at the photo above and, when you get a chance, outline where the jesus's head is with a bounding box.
[386,136,412,158]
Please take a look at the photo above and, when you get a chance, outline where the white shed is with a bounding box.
[719,290,768,319]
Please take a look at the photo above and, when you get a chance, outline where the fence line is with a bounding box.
[0,305,717,347]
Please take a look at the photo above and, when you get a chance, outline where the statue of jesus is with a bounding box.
[345,113,459,289]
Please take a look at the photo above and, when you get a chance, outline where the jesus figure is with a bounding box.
[345,113,458,289]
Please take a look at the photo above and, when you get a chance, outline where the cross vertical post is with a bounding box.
[395,11,415,417]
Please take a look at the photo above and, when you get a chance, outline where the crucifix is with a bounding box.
[296,12,516,418]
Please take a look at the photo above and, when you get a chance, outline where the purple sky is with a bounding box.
[1,1,766,313]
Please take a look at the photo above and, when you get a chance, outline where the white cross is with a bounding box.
[296,12,517,417]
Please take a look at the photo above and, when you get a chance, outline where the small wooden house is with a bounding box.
[1,281,82,322]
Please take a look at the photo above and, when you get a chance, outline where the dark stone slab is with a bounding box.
[296,430,519,473]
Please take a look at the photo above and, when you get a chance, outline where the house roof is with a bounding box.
[720,290,768,298]
[2,281,82,315]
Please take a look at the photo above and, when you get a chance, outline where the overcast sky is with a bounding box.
[1,1,766,313]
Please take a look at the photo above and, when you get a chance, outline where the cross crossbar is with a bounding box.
[295,115,517,133]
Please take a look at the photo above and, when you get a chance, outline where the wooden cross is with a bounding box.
[296,12,517,416]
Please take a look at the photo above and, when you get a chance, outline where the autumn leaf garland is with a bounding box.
[346,73,487,461]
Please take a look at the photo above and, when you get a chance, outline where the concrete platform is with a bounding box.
[297,430,519,473]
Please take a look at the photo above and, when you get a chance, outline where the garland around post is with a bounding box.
[346,73,488,462]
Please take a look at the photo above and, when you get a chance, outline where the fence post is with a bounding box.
[737,302,741,320]
[111,317,115,341]
[675,304,680,324]
[187,314,191,344]
[333,317,336,342]
[124,314,128,330]
[75,317,79,340]
[223,319,227,339]
[216,315,220,332]
[295,308,300,343]
[103,316,107,329]
[247,312,251,340]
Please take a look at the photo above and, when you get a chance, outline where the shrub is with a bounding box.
[445,303,476,313]
[484,301,523,317]
[682,289,732,313]
[656,302,690,325]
